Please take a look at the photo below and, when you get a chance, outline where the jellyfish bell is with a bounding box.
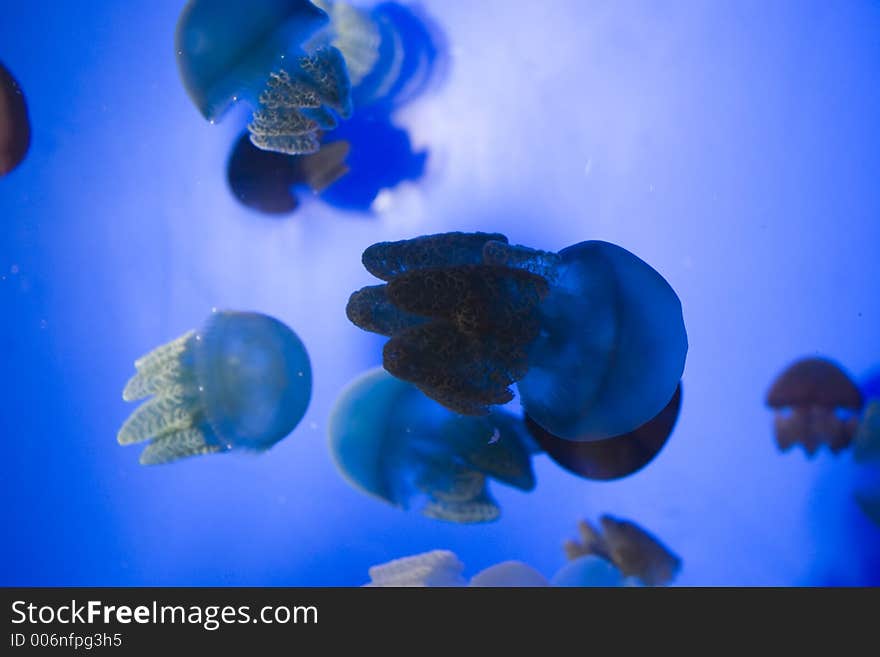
[119,310,311,465]
[328,367,535,523]
[469,561,549,587]
[550,555,627,588]
[526,383,682,481]
[766,357,863,456]
[0,62,30,177]
[515,240,687,441]
[175,0,330,121]
[226,130,350,214]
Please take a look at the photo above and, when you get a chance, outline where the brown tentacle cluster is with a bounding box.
[347,232,550,415]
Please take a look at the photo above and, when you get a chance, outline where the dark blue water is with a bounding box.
[2,0,879,586]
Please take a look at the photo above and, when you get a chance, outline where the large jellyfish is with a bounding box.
[328,367,535,522]
[176,0,352,155]
[563,515,681,586]
[0,62,30,176]
[346,232,687,441]
[119,310,311,465]
[525,383,682,480]
[176,0,440,156]
[766,357,863,455]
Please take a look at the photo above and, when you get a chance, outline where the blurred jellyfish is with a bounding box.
[564,515,681,586]
[855,493,880,528]
[329,367,535,523]
[119,310,311,465]
[364,550,629,587]
[0,62,30,176]
[526,384,682,480]
[226,131,350,214]
[176,0,351,154]
[550,555,628,587]
[346,232,687,441]
[766,357,863,456]
[854,400,880,464]
[470,561,549,587]
[364,550,466,587]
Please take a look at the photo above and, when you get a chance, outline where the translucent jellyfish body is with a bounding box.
[564,515,681,586]
[346,232,687,441]
[0,62,30,176]
[119,311,311,465]
[526,383,682,480]
[176,0,352,154]
[766,357,863,455]
[227,131,350,214]
[328,367,535,523]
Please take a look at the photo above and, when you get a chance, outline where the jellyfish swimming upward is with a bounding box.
[119,310,311,465]
[329,367,535,522]
[346,231,688,442]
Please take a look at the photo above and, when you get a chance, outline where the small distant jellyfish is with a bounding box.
[328,367,535,523]
[119,310,311,465]
[564,515,681,586]
[176,0,352,155]
[346,232,687,442]
[766,357,863,456]
[525,383,682,480]
[0,62,30,176]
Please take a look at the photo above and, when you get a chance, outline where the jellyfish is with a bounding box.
[364,550,631,587]
[176,0,352,155]
[346,232,687,441]
[469,561,549,587]
[0,62,30,177]
[564,515,681,586]
[766,357,863,456]
[526,383,682,480]
[226,131,350,214]
[550,555,629,587]
[364,550,467,587]
[329,367,535,523]
[119,310,311,465]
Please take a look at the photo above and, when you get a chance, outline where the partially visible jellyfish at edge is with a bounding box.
[346,231,688,442]
[176,0,352,155]
[0,62,30,177]
[119,310,311,465]
[328,367,535,523]
[766,357,863,456]
[222,1,444,214]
